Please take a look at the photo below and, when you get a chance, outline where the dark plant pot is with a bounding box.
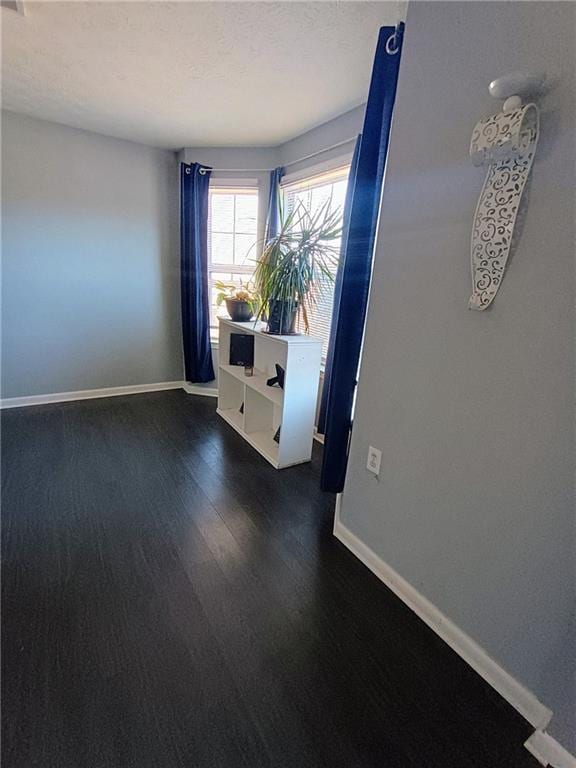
[267,300,298,335]
[225,299,253,322]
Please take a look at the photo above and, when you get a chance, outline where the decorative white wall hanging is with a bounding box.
[468,72,544,310]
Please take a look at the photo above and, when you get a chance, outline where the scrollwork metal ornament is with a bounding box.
[468,103,539,310]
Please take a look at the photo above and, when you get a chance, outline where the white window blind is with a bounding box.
[207,187,258,327]
[282,166,349,360]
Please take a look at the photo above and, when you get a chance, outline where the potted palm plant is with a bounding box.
[254,200,342,335]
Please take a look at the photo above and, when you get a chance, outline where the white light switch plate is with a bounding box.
[367,446,382,476]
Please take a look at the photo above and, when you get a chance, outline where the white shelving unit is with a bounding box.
[217,317,322,469]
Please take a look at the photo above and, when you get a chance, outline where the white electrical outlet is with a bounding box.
[366,446,381,476]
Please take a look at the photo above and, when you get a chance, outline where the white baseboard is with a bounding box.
[525,731,576,768]
[313,429,325,445]
[333,514,553,733]
[182,382,218,398]
[333,491,343,533]
[0,381,185,409]
[0,380,222,408]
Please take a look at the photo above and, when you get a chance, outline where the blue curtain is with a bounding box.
[320,24,404,493]
[317,135,361,436]
[180,162,215,383]
[265,167,284,242]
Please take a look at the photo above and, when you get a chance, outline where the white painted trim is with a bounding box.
[0,380,223,408]
[182,383,218,398]
[333,492,343,534]
[0,381,185,409]
[2,1,27,15]
[525,731,576,768]
[333,516,553,732]
[313,429,325,445]
[281,152,354,186]
[210,177,259,188]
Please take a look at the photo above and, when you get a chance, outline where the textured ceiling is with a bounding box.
[1,1,397,149]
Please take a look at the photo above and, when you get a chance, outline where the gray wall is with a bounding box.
[278,105,363,176]
[183,104,365,252]
[2,111,182,397]
[340,1,575,751]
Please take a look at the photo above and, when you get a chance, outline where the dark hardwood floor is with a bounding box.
[2,391,539,767]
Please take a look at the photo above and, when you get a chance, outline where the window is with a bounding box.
[208,187,259,327]
[282,166,350,359]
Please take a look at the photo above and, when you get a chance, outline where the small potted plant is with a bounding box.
[215,279,258,322]
[254,200,341,334]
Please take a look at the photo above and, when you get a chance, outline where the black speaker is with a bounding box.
[229,334,254,367]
